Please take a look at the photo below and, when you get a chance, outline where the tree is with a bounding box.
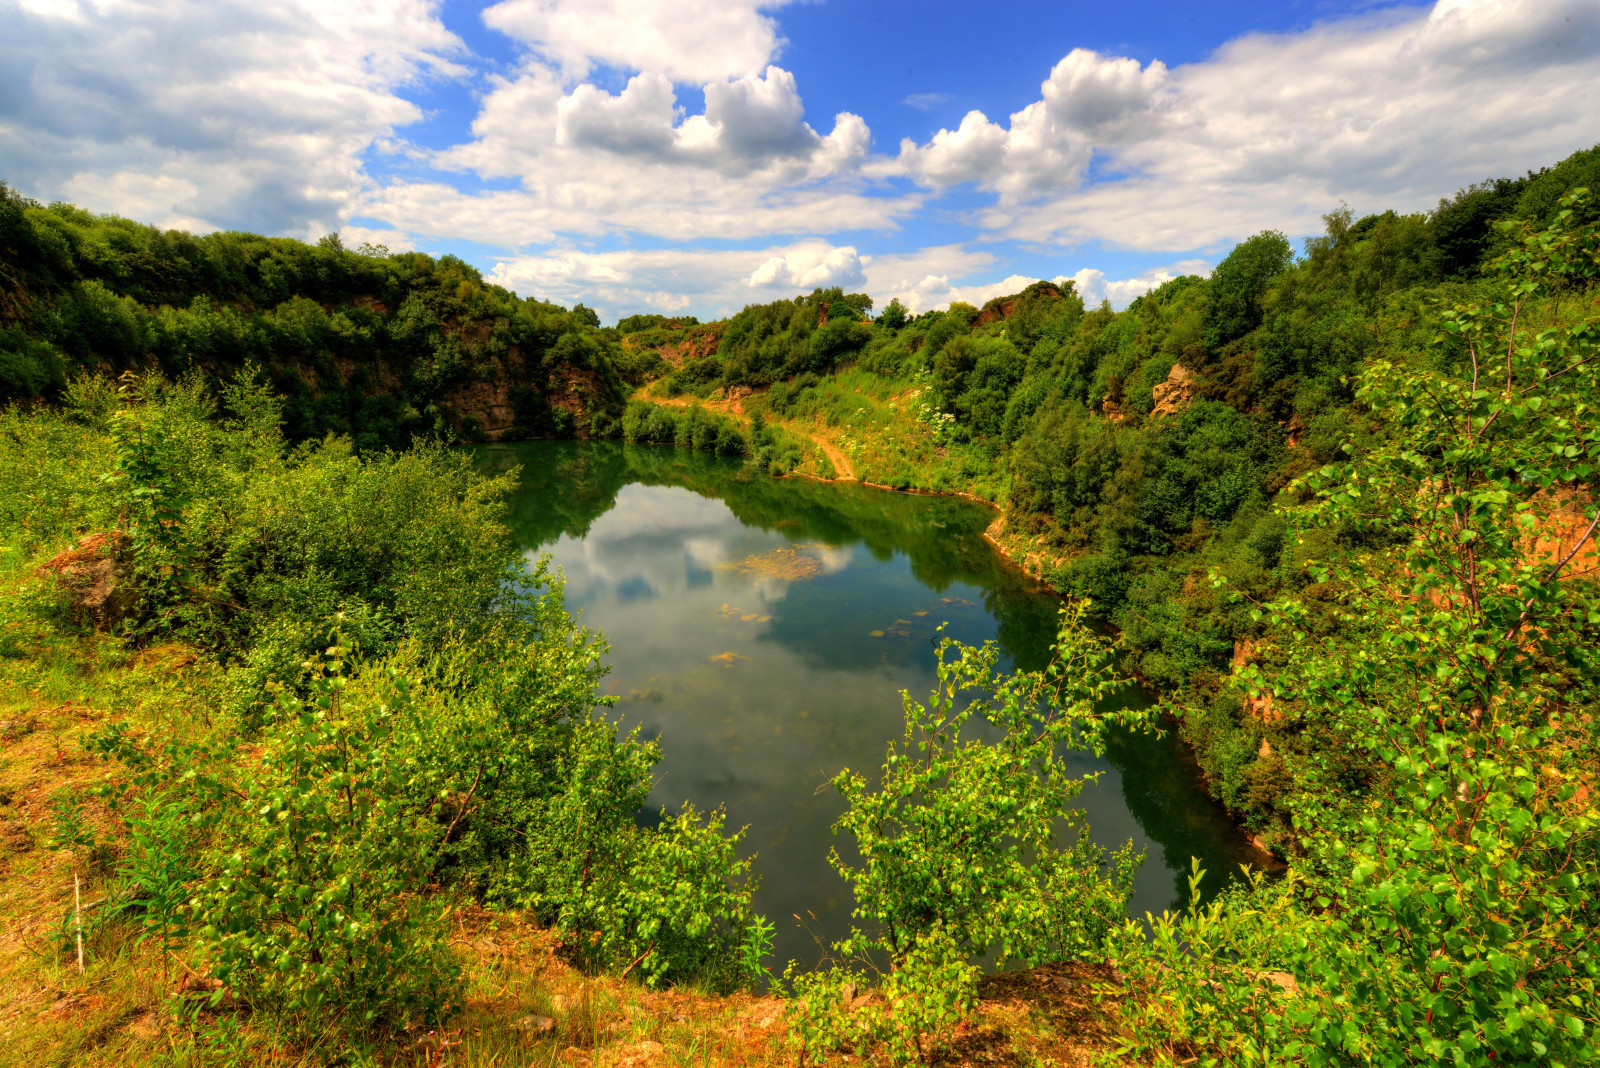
[1205,230,1294,350]
[877,298,910,330]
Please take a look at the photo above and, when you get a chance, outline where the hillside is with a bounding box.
[0,185,646,446]
[616,143,1600,846]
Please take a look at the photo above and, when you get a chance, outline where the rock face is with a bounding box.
[974,280,1065,328]
[35,532,136,628]
[1151,363,1197,418]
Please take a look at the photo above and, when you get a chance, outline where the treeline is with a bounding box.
[0,185,642,447]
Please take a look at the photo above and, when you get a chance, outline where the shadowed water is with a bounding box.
[479,439,1262,968]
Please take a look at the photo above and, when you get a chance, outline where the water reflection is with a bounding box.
[481,440,1261,967]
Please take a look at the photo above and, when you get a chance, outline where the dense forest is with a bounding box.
[1,145,1597,1066]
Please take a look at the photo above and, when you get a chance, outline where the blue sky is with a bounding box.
[3,0,1598,319]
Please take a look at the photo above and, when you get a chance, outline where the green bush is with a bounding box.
[804,603,1147,1062]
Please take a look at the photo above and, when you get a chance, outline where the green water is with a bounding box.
[480,439,1264,968]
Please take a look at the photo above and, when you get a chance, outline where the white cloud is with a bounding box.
[1065,259,1210,309]
[384,57,893,244]
[894,48,1169,200]
[898,0,1600,249]
[1040,48,1169,140]
[0,0,463,237]
[903,92,952,111]
[556,71,679,156]
[482,0,792,82]
[748,245,865,289]
[486,239,876,320]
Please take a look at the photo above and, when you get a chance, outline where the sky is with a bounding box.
[3,0,1599,322]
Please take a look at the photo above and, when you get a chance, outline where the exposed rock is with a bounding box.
[1151,363,1197,418]
[613,1040,664,1067]
[35,532,136,628]
[1259,970,1298,995]
[0,715,38,743]
[974,281,1065,328]
[1285,413,1306,448]
[1231,640,1279,721]
[648,323,724,368]
[1100,397,1126,424]
[445,376,519,439]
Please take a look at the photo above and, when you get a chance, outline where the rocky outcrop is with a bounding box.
[1151,364,1197,418]
[640,323,724,368]
[445,375,520,438]
[974,281,1066,329]
[35,532,136,628]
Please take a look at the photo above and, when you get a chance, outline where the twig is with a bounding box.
[74,873,84,974]
[619,942,657,980]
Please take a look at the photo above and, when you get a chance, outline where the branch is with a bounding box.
[438,764,484,853]
[1523,350,1600,393]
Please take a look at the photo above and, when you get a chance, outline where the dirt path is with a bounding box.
[636,391,856,480]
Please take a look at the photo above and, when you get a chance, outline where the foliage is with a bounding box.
[830,602,1144,968]
[800,603,1146,1063]
[621,400,747,456]
[1108,190,1600,1067]
[786,927,978,1067]
[109,790,198,982]
[1205,231,1295,349]
[0,183,626,445]
[369,593,767,991]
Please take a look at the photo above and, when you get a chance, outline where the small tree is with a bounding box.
[790,602,1146,1064]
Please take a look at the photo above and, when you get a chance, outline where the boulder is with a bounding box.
[35,532,136,628]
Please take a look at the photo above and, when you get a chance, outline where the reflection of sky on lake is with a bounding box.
[493,441,1263,970]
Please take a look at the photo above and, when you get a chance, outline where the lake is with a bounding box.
[477,439,1264,968]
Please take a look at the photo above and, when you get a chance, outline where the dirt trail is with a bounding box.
[636,391,856,481]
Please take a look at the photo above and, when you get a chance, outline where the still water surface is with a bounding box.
[479,439,1261,968]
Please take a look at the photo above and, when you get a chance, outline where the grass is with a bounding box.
[641,367,1012,502]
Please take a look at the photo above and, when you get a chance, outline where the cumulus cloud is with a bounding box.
[485,239,877,320]
[748,245,865,289]
[0,0,463,236]
[1040,48,1169,140]
[901,0,1600,249]
[482,0,792,83]
[895,48,1169,199]
[405,58,890,243]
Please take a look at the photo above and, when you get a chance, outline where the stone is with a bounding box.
[1151,363,1197,418]
[514,1014,556,1034]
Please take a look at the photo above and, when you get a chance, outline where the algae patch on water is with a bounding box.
[718,543,830,582]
